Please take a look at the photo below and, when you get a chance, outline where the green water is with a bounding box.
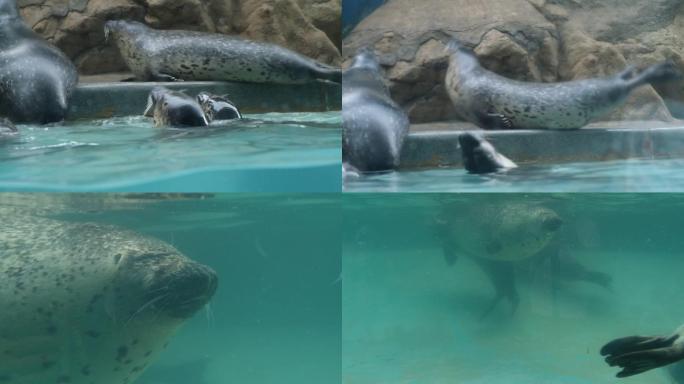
[343,194,684,384]
[0,112,341,192]
[1,194,340,384]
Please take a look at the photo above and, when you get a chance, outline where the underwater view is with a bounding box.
[343,194,684,383]
[0,113,341,192]
[0,194,341,384]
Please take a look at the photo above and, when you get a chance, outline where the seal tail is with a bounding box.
[629,60,682,88]
[315,65,342,84]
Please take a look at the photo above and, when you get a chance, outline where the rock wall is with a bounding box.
[343,0,684,123]
[18,0,341,75]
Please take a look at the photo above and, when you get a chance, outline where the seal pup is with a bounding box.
[342,49,410,173]
[104,20,341,84]
[445,40,681,130]
[0,213,218,384]
[0,0,78,123]
[458,131,517,174]
[197,92,242,121]
[144,87,209,128]
[601,324,684,378]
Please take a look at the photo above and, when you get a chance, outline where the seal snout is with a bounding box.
[542,215,563,232]
[159,262,218,318]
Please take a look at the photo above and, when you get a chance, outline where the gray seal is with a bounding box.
[0,0,78,123]
[197,92,242,121]
[601,324,684,378]
[144,87,209,128]
[458,132,517,174]
[342,50,409,172]
[0,213,217,384]
[445,40,681,130]
[104,20,342,84]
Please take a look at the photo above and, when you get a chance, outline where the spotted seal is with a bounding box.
[0,0,78,123]
[445,40,681,130]
[0,213,218,384]
[197,92,242,121]
[104,20,341,84]
[601,324,684,378]
[458,132,517,174]
[144,87,209,128]
[342,50,410,172]
[435,202,563,317]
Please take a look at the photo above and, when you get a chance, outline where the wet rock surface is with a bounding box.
[19,0,341,75]
[343,0,684,123]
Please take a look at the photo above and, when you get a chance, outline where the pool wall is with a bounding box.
[67,81,341,120]
[400,122,684,169]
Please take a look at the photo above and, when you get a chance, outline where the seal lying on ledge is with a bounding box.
[342,50,409,172]
[144,87,209,128]
[197,92,242,121]
[601,324,684,378]
[0,214,218,384]
[0,0,78,123]
[105,20,341,84]
[458,132,517,174]
[445,40,681,130]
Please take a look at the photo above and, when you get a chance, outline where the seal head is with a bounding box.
[458,131,517,174]
[197,92,242,121]
[144,87,209,128]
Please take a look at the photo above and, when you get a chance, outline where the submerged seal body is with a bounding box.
[197,92,242,121]
[458,132,517,174]
[342,50,410,172]
[0,0,78,124]
[105,20,341,84]
[445,40,680,130]
[144,87,209,128]
[0,214,217,384]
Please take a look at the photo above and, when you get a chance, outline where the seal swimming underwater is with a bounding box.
[104,20,341,84]
[0,0,78,124]
[342,50,410,173]
[0,214,218,384]
[445,40,681,130]
[144,87,209,128]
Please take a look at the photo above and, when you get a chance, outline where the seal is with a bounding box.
[0,0,78,124]
[0,213,218,384]
[104,20,342,84]
[435,202,563,318]
[342,50,410,172]
[197,92,242,121]
[144,87,209,128]
[0,117,17,135]
[458,132,517,174]
[445,40,681,130]
[601,324,684,378]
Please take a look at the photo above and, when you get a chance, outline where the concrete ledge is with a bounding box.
[400,121,684,169]
[67,81,341,120]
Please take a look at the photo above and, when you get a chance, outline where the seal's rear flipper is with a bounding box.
[601,334,678,357]
[631,60,682,87]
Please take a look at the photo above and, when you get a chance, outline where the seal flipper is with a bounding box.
[471,258,519,319]
[629,60,682,88]
[601,334,679,358]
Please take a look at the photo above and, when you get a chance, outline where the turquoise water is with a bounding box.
[0,194,340,384]
[343,194,684,384]
[0,112,341,192]
[344,159,684,192]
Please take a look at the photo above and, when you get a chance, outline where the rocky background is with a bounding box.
[19,0,341,75]
[343,0,684,124]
